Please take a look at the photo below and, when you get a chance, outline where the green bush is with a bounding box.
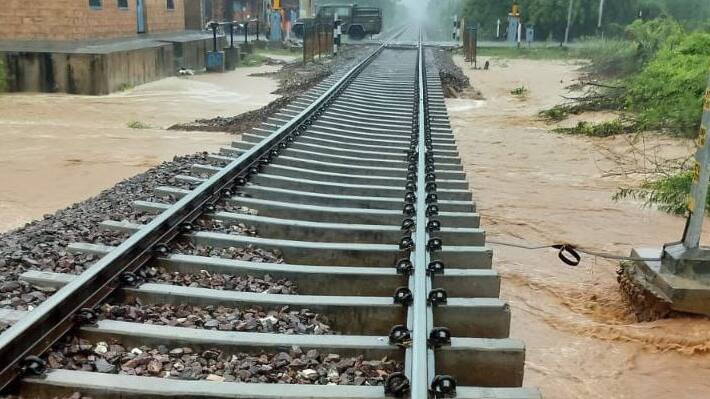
[573,38,641,78]
[614,170,700,215]
[625,32,710,136]
[553,119,632,137]
[0,59,6,93]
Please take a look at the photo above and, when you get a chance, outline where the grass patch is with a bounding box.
[239,48,298,68]
[259,47,299,57]
[614,170,697,215]
[239,53,269,67]
[539,104,578,122]
[478,46,572,60]
[117,83,134,92]
[510,85,528,97]
[553,119,634,137]
[127,120,152,129]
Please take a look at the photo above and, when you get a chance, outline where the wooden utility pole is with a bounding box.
[564,0,574,46]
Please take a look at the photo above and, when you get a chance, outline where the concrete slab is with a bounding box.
[629,247,710,316]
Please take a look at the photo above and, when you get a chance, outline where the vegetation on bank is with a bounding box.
[457,0,710,42]
[0,59,6,93]
[535,18,710,214]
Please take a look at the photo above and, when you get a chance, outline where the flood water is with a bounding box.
[448,55,710,398]
[0,66,282,232]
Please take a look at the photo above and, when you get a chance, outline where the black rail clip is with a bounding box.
[427,260,445,275]
[427,237,443,252]
[401,218,415,232]
[427,220,441,232]
[153,243,170,257]
[399,236,415,251]
[395,259,413,275]
[20,356,47,376]
[74,308,98,326]
[428,288,448,305]
[402,204,416,216]
[385,372,411,397]
[404,191,416,204]
[388,325,412,346]
[430,375,457,398]
[393,287,413,306]
[120,272,140,286]
[428,327,452,348]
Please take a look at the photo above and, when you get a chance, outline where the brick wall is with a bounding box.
[145,0,185,33]
[0,0,185,41]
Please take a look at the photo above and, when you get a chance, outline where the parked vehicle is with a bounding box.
[292,4,382,40]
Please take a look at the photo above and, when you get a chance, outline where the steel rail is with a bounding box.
[0,32,406,392]
[406,30,431,398]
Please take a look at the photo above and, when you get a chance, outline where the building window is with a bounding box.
[89,0,102,9]
[117,0,128,9]
[167,0,175,10]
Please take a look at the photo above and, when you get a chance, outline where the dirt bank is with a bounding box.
[448,55,710,398]
[0,65,281,232]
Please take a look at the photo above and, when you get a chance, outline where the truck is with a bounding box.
[292,4,383,40]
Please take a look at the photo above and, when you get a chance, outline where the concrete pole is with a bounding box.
[497,18,501,39]
[598,0,605,29]
[517,20,522,47]
[683,75,710,249]
[564,0,574,46]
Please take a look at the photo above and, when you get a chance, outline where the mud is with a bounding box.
[448,55,710,398]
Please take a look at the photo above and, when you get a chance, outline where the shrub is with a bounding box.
[625,32,710,136]
[553,119,633,137]
[0,59,6,93]
[614,170,699,215]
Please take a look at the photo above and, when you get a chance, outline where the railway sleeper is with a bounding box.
[18,371,541,399]
[16,272,511,338]
[219,146,463,171]
[66,243,501,298]
[99,219,492,268]
[165,180,474,213]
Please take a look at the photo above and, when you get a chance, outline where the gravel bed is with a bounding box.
[171,241,283,264]
[0,151,283,320]
[137,265,295,295]
[2,393,91,399]
[429,48,474,98]
[45,337,401,385]
[99,301,331,334]
[168,45,372,135]
[0,154,212,313]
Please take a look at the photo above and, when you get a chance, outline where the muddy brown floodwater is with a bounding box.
[449,55,710,398]
[0,65,282,232]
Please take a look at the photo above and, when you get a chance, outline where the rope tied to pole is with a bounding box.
[486,239,663,266]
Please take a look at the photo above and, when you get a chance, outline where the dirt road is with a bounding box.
[0,65,281,232]
[448,55,710,398]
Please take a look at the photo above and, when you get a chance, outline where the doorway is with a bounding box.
[136,0,146,33]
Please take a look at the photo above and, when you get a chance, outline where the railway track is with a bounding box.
[0,32,540,399]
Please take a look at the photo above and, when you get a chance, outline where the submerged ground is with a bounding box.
[448,55,710,398]
[0,65,283,232]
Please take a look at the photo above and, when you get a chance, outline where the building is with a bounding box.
[0,0,186,41]
[0,0,222,95]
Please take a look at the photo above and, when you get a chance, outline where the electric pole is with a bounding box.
[564,0,574,46]
[598,0,605,30]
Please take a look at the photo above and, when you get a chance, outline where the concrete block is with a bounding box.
[223,46,240,70]
[205,50,224,72]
